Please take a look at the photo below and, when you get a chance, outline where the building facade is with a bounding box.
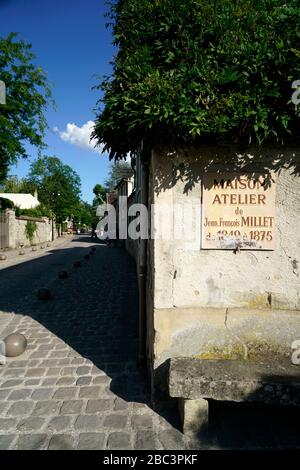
[127,145,300,399]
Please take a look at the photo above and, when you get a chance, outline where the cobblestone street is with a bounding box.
[1,237,300,451]
[1,0,300,457]
[0,237,186,450]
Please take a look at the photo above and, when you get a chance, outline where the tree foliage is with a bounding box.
[0,175,33,194]
[73,201,95,228]
[93,183,107,203]
[25,220,37,243]
[93,0,300,159]
[0,33,52,181]
[17,204,52,219]
[0,161,94,228]
[27,156,81,223]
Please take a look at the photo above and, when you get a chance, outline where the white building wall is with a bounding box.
[148,146,300,367]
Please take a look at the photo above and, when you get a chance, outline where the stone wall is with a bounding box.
[6,210,53,249]
[147,145,300,371]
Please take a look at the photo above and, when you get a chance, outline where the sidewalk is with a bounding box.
[0,236,73,270]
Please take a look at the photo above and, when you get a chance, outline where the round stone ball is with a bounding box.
[40,245,45,249]
[58,271,68,279]
[4,333,27,358]
[47,243,51,247]
[32,246,37,252]
[0,254,7,261]
[37,288,51,300]
[19,250,25,256]
[74,261,81,268]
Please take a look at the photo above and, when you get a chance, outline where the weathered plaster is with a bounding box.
[154,307,300,367]
[148,146,300,368]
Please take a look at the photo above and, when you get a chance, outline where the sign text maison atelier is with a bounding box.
[202,173,276,250]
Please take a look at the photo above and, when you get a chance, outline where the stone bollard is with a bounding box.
[19,250,25,256]
[0,254,7,261]
[47,242,51,247]
[58,271,68,279]
[4,333,27,358]
[32,246,38,252]
[73,261,81,268]
[40,245,45,249]
[37,288,51,301]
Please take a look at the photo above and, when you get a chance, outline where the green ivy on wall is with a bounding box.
[25,220,38,244]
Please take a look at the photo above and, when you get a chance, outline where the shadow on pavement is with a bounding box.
[0,237,183,429]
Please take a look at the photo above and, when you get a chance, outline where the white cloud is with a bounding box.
[54,120,102,153]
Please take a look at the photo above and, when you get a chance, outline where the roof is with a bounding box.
[114,177,134,191]
[0,193,40,209]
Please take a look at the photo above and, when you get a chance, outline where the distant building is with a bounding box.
[0,193,40,210]
[114,177,134,198]
[106,191,118,206]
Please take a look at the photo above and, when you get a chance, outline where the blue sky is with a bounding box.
[0,0,116,203]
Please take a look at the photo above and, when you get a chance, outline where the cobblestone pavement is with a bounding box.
[0,236,300,450]
[0,236,188,450]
